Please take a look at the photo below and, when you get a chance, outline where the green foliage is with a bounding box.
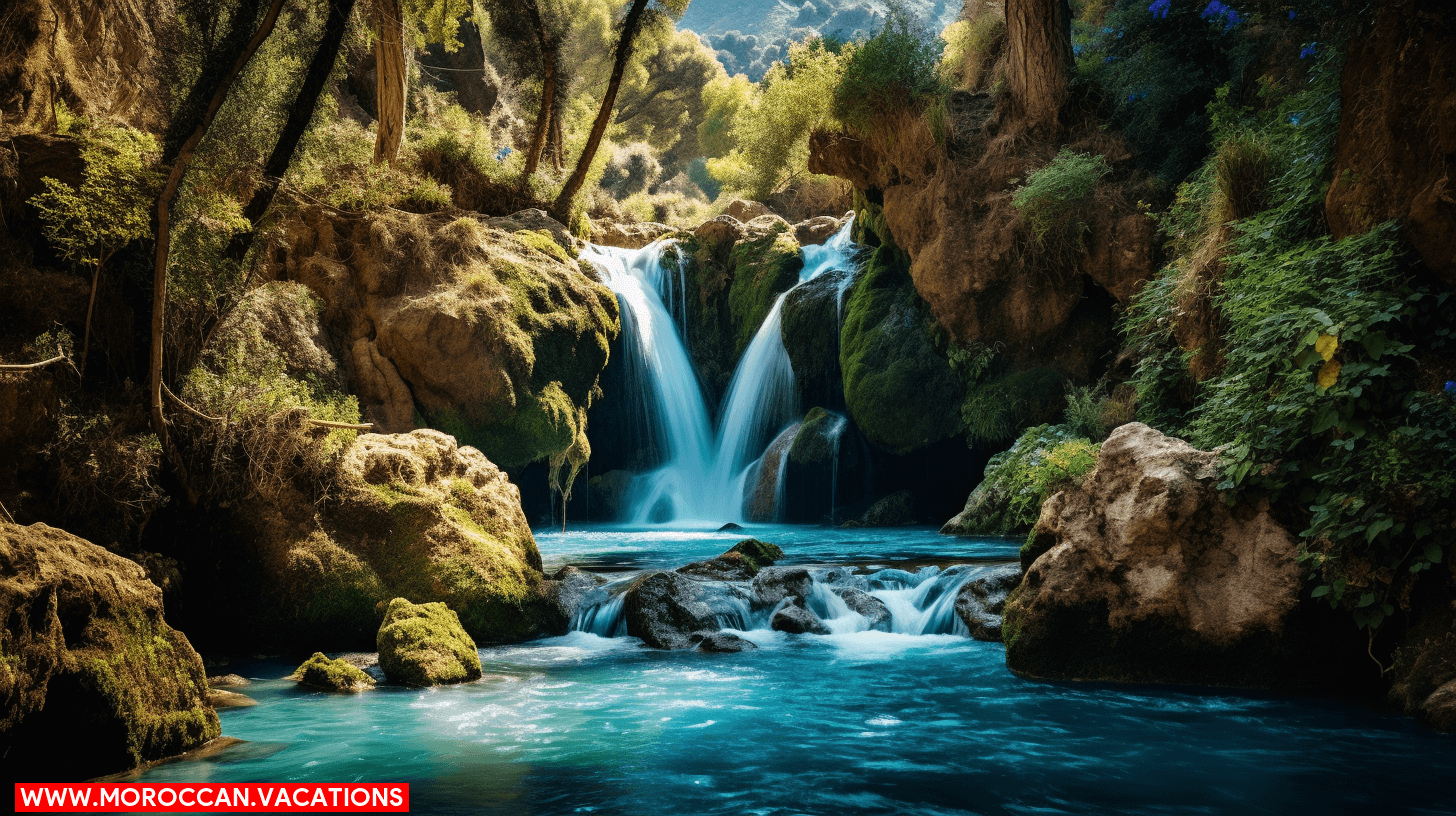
[706,38,851,199]
[289,119,454,211]
[961,424,1097,536]
[1063,383,1107,441]
[29,124,160,272]
[600,142,663,198]
[938,8,1006,91]
[403,0,474,51]
[1125,50,1456,631]
[1011,149,1111,248]
[832,2,945,138]
[960,367,1066,447]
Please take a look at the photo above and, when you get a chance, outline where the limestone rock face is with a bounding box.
[376,598,483,686]
[1325,0,1456,287]
[0,523,219,779]
[232,429,557,651]
[1004,423,1348,689]
[272,206,618,469]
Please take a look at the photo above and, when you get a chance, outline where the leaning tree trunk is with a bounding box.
[373,0,407,164]
[520,0,558,183]
[225,0,359,263]
[1006,0,1074,131]
[150,0,286,504]
[550,0,650,222]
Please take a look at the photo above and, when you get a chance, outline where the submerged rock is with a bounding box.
[692,632,759,653]
[291,652,376,692]
[377,599,484,686]
[0,522,220,779]
[1003,423,1360,690]
[545,566,609,626]
[717,522,746,532]
[207,674,250,688]
[835,587,892,632]
[771,604,831,635]
[954,564,1022,641]
[206,689,258,709]
[624,571,753,649]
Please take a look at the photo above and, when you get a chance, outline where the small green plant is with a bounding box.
[1011,149,1112,247]
[1063,383,1107,441]
[833,1,945,138]
[29,123,161,376]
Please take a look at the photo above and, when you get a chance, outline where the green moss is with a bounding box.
[728,231,803,356]
[376,598,483,686]
[788,407,841,466]
[953,424,1094,537]
[291,652,375,691]
[513,228,573,263]
[838,243,963,454]
[727,539,786,568]
[58,609,219,770]
[1001,583,1026,653]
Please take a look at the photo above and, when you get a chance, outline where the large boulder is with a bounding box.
[857,490,917,527]
[623,571,753,649]
[835,587,892,632]
[750,566,815,610]
[771,604,830,635]
[743,423,799,522]
[676,539,785,581]
[377,598,483,686]
[838,243,963,455]
[209,429,559,651]
[1003,423,1359,690]
[0,523,220,779]
[272,206,619,469]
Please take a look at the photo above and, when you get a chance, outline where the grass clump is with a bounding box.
[291,652,376,692]
[1011,149,1112,248]
[376,598,483,686]
[939,3,1007,92]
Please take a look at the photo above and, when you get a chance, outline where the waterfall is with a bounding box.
[582,217,859,525]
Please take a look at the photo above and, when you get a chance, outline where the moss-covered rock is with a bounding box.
[781,269,851,410]
[0,522,220,780]
[941,424,1085,538]
[726,539,785,568]
[727,230,803,356]
[274,206,619,472]
[675,539,786,581]
[228,429,560,652]
[290,652,375,692]
[788,408,847,467]
[376,598,483,686]
[838,243,963,454]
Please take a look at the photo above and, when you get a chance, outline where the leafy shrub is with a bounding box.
[1011,149,1112,247]
[833,2,945,139]
[966,424,1099,535]
[600,142,663,199]
[288,119,452,212]
[938,4,1006,92]
[960,367,1066,446]
[1063,383,1107,441]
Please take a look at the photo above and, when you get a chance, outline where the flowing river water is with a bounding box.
[136,525,1456,815]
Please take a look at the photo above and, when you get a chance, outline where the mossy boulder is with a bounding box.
[274,206,619,472]
[236,430,560,651]
[781,268,851,409]
[838,243,962,454]
[726,230,803,356]
[0,522,220,779]
[377,599,483,686]
[675,539,785,581]
[291,652,375,692]
[941,424,1084,537]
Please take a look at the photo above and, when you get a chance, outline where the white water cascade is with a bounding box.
[582,218,860,525]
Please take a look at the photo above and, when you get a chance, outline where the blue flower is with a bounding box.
[1202,0,1242,31]
[496,146,513,162]
[1289,10,1297,19]
[1148,0,1171,19]
[1300,43,1316,59]
[1446,381,1456,397]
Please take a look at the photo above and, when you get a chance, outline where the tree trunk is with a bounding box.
[520,0,557,182]
[149,0,286,504]
[1006,0,1074,130]
[225,0,359,263]
[373,0,407,165]
[550,0,651,222]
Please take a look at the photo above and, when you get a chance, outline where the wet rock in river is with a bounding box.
[953,564,1022,641]
[835,587,892,632]
[624,571,753,649]
[692,632,759,653]
[771,604,831,635]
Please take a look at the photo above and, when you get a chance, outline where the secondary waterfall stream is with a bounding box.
[580,219,859,525]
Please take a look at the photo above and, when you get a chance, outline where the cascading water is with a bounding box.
[583,217,861,525]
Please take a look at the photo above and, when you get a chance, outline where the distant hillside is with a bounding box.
[680,0,959,80]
